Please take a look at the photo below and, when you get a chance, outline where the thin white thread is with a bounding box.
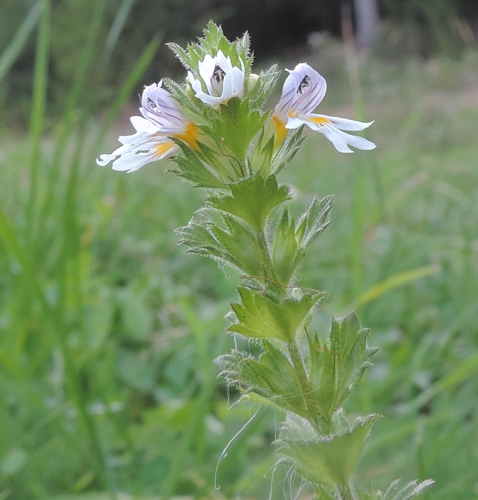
[268,462,280,500]
[294,477,307,500]
[214,408,260,490]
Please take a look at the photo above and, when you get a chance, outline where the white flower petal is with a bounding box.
[118,129,152,145]
[216,50,232,73]
[314,114,374,131]
[110,140,178,173]
[319,126,354,153]
[97,151,122,166]
[285,115,376,153]
[140,82,187,128]
[221,72,235,100]
[97,80,194,172]
[284,117,306,130]
[290,64,327,115]
[189,52,245,108]
[231,66,245,96]
[130,115,151,133]
[198,54,216,95]
[193,92,224,108]
[111,151,158,172]
[275,63,327,120]
[321,125,376,152]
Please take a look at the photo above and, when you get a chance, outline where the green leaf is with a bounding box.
[272,207,304,284]
[295,195,334,249]
[168,141,227,189]
[229,287,321,343]
[164,77,205,120]
[277,413,380,491]
[167,21,251,74]
[248,64,281,110]
[251,128,275,176]
[208,174,291,232]
[166,41,194,70]
[309,312,378,421]
[176,207,264,276]
[216,343,312,419]
[362,479,435,499]
[270,127,305,175]
[206,97,265,161]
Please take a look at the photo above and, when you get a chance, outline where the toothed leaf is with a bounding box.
[309,312,378,421]
[229,286,322,342]
[276,413,380,491]
[208,174,291,232]
[295,195,334,248]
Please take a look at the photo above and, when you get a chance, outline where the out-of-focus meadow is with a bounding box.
[1,1,477,499]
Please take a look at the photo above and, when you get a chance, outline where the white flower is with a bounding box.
[273,63,376,153]
[187,50,245,109]
[97,82,198,172]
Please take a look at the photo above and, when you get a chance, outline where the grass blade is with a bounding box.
[350,265,441,310]
[0,0,43,84]
[99,0,136,69]
[94,34,161,152]
[26,0,50,238]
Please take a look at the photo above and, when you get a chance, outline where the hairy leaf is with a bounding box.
[248,64,281,110]
[309,312,378,421]
[176,208,264,275]
[276,413,380,492]
[204,97,266,161]
[362,479,435,499]
[216,342,315,419]
[296,195,334,249]
[229,287,322,342]
[168,141,226,188]
[272,207,304,284]
[209,174,291,232]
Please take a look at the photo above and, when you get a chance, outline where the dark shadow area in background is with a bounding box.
[0,0,478,126]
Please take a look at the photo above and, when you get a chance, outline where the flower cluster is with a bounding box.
[97,48,375,173]
[273,63,376,153]
[97,82,198,172]
[96,26,436,500]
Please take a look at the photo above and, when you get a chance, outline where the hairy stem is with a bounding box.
[256,229,281,289]
[338,482,359,500]
[288,341,322,432]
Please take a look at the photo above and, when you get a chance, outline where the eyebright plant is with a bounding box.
[98,22,434,500]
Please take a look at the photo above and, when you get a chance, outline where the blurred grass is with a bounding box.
[1,5,478,500]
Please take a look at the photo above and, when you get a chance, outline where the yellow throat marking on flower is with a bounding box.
[155,141,176,158]
[272,115,288,147]
[173,123,200,150]
[308,116,331,126]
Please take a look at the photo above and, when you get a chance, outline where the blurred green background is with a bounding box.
[0,1,477,499]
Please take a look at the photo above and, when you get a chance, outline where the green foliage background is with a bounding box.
[0,1,477,499]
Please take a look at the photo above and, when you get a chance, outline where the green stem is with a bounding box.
[338,482,358,500]
[288,341,322,432]
[255,229,286,297]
